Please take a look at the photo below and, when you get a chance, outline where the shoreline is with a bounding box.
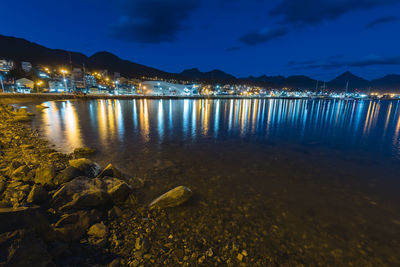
[0,92,382,104]
[0,104,198,266]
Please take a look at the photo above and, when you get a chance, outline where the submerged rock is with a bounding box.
[149,186,193,209]
[69,158,101,178]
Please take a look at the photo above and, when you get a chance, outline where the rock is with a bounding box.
[103,177,132,203]
[50,177,110,211]
[88,222,108,239]
[108,258,122,267]
[0,230,53,267]
[149,186,193,209]
[108,205,123,219]
[27,184,49,204]
[54,210,101,242]
[11,165,31,181]
[73,146,96,157]
[53,166,84,185]
[0,180,6,195]
[2,181,31,206]
[12,108,34,122]
[0,206,55,241]
[34,164,56,186]
[97,163,124,180]
[48,241,69,257]
[69,158,101,178]
[20,144,34,149]
[123,193,138,207]
[135,237,150,252]
[87,222,108,246]
[36,104,49,110]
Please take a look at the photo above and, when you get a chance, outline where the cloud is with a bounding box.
[238,0,400,46]
[110,0,198,43]
[366,16,398,28]
[289,55,400,70]
[239,27,288,45]
[270,0,400,26]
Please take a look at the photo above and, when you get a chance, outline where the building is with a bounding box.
[85,74,97,87]
[15,78,34,88]
[21,61,32,72]
[139,81,199,96]
[0,59,14,72]
[48,81,67,93]
[15,78,34,93]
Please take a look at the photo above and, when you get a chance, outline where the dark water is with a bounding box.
[22,99,400,265]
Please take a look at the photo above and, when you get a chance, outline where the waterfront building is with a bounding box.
[140,81,199,96]
[15,78,34,89]
[21,61,32,72]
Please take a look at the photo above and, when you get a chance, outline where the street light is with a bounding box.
[36,80,44,93]
[60,69,68,93]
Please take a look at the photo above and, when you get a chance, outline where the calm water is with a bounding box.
[23,99,400,264]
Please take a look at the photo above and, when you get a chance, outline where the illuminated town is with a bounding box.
[1,59,399,99]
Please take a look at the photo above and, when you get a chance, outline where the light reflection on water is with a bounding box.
[26,98,400,264]
[33,99,400,160]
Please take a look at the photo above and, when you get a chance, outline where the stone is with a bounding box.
[149,186,193,209]
[34,164,56,186]
[0,206,55,241]
[20,144,34,149]
[53,166,84,185]
[36,104,49,110]
[103,177,131,203]
[88,222,108,239]
[2,181,31,206]
[0,230,53,267]
[108,205,123,219]
[69,158,101,178]
[48,241,69,258]
[27,184,49,204]
[50,177,110,211]
[0,180,6,195]
[11,165,31,180]
[97,163,124,180]
[108,258,122,267]
[54,210,101,242]
[73,146,96,157]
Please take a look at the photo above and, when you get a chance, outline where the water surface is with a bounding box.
[23,99,400,265]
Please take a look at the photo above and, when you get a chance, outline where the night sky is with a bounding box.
[2,0,400,80]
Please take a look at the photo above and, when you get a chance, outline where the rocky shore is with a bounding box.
[0,104,204,266]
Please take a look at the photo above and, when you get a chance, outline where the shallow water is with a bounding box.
[22,99,400,265]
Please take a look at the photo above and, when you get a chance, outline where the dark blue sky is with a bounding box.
[2,0,400,80]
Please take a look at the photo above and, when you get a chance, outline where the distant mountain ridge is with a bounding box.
[1,34,400,91]
[0,35,178,79]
